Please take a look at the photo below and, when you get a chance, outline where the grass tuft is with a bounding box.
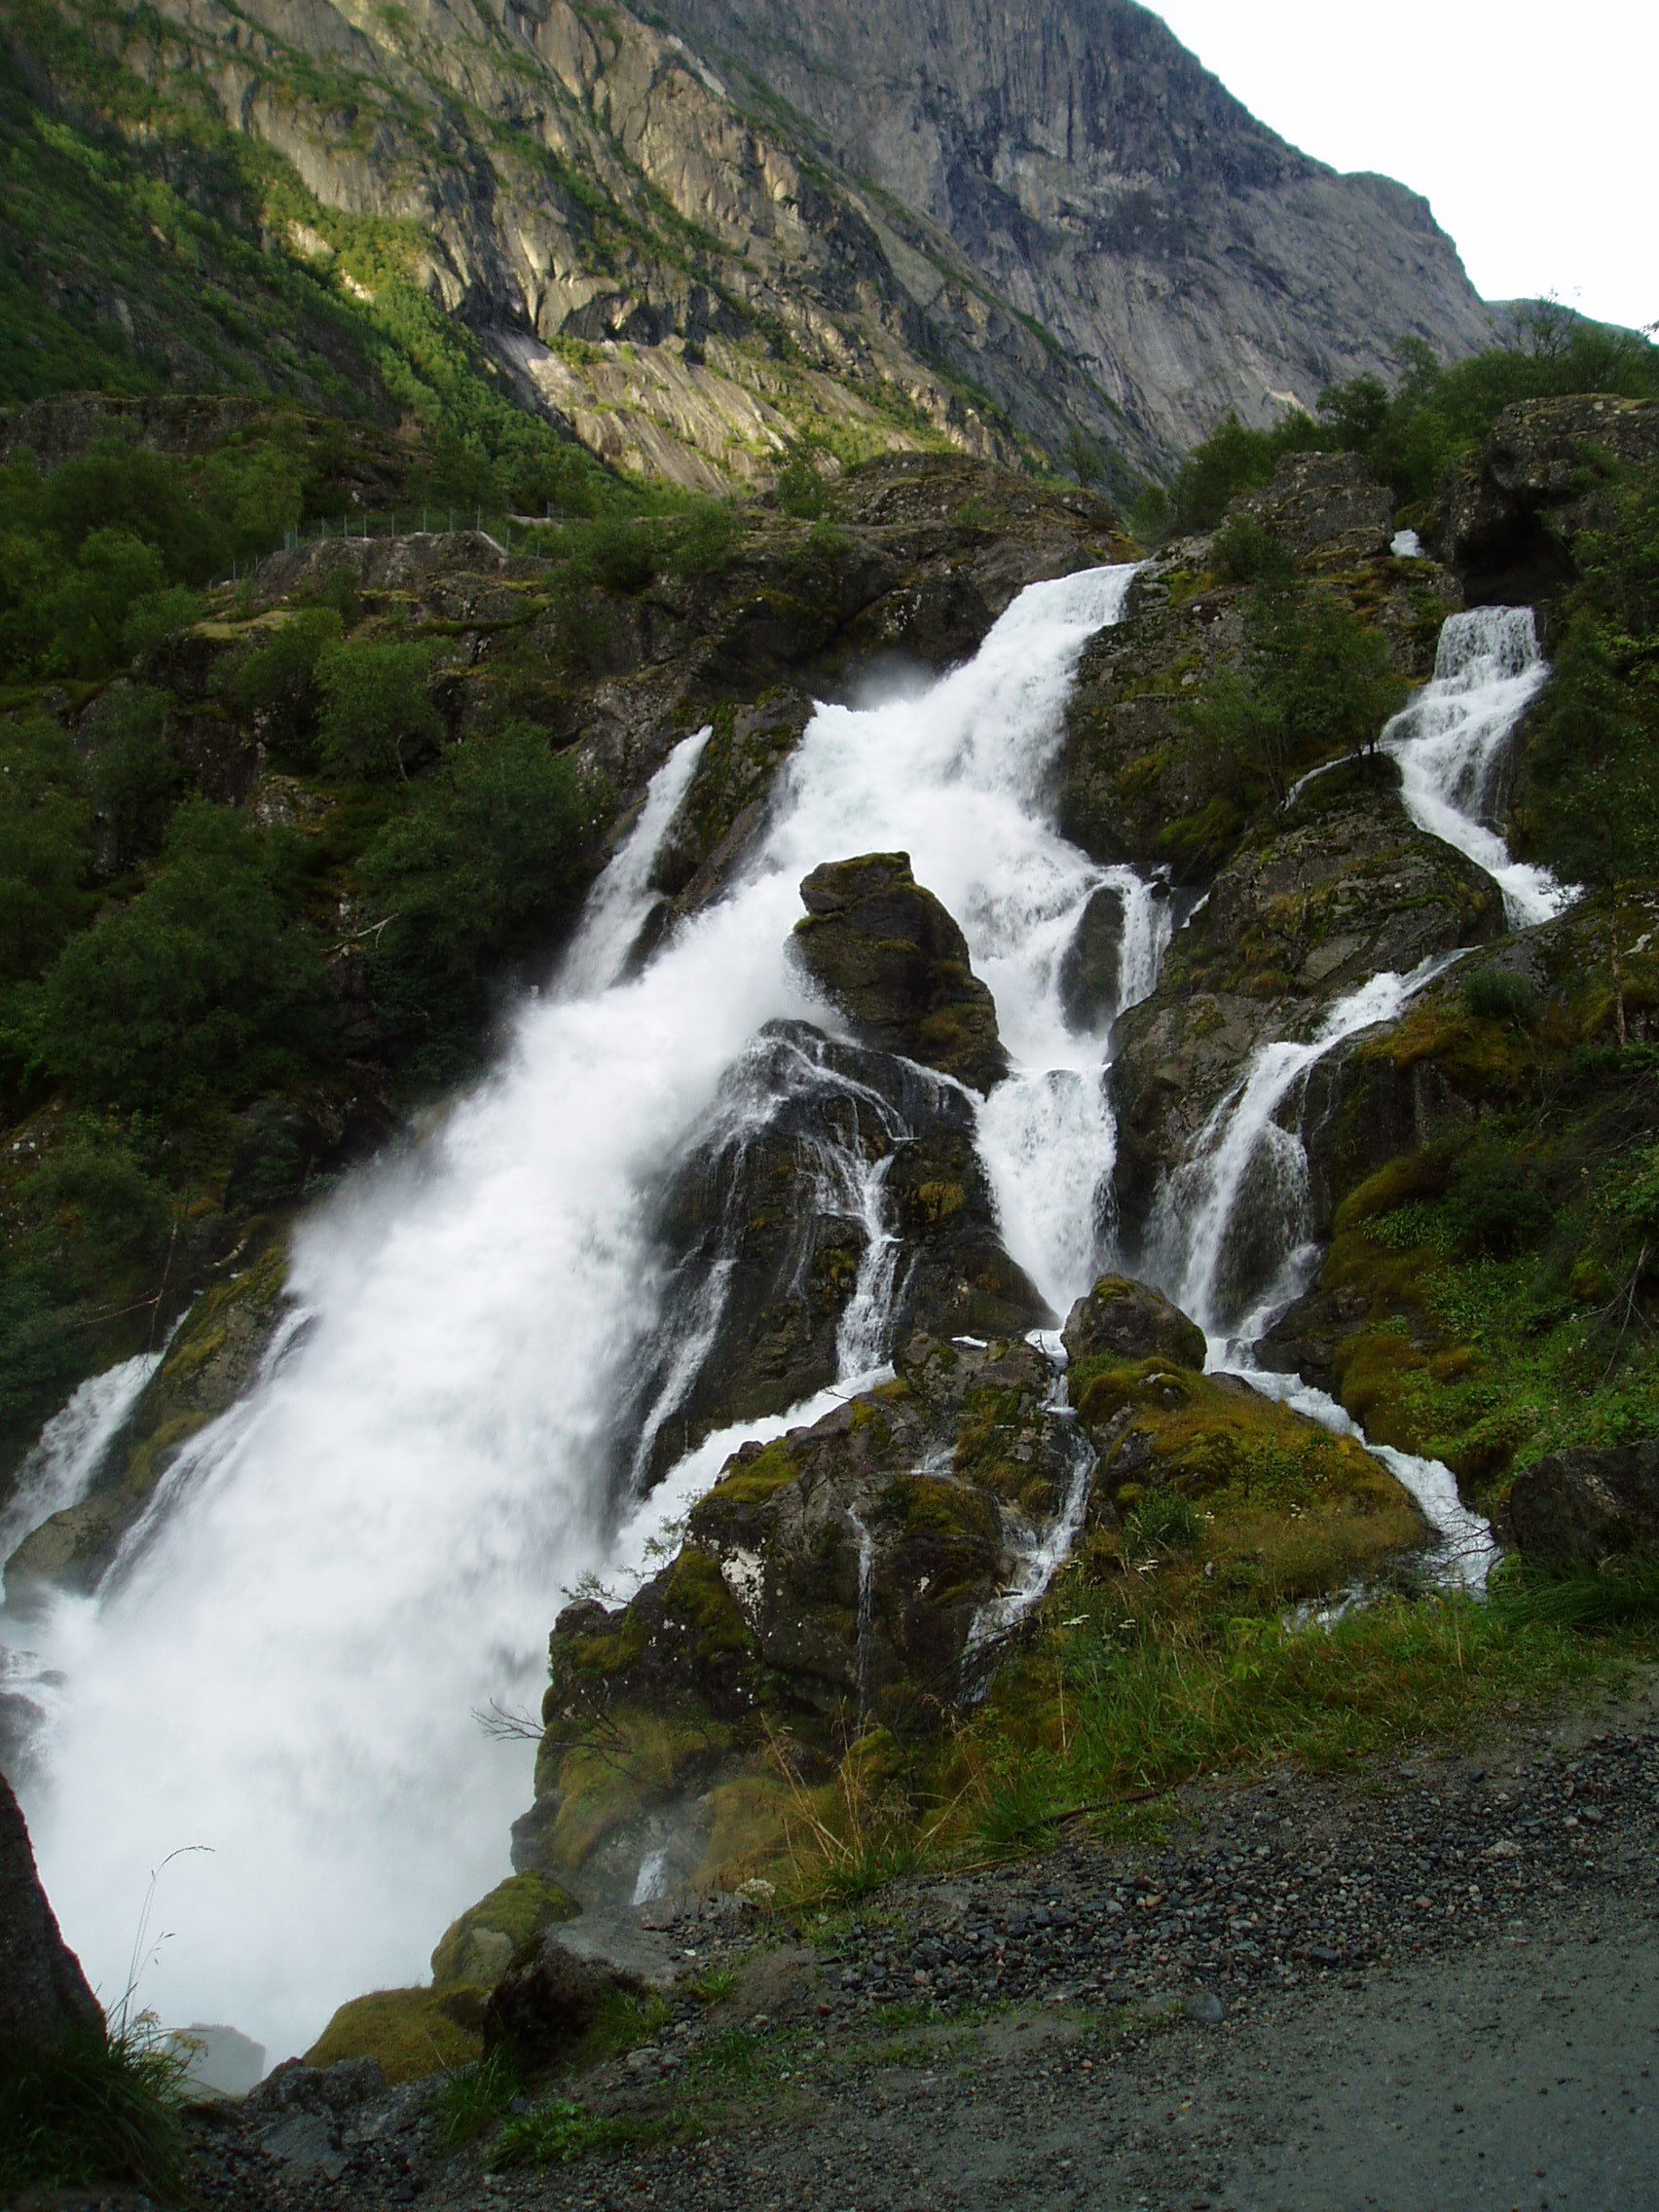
[0,2022,188,2197]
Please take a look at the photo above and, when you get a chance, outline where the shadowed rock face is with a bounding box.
[0,1770,102,2049]
[632,1021,1049,1483]
[792,854,1010,1094]
[1508,1444,1659,1570]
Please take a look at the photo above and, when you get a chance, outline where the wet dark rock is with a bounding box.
[0,1767,102,2049]
[484,1936,650,2065]
[1057,881,1130,1031]
[634,1022,1048,1478]
[1109,770,1501,1253]
[1438,395,1659,605]
[792,853,1010,1092]
[1508,1441,1659,1569]
[1062,1275,1208,1373]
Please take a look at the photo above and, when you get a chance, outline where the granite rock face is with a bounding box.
[21,0,1493,489]
[644,0,1495,462]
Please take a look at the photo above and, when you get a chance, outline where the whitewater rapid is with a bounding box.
[8,564,1146,2055]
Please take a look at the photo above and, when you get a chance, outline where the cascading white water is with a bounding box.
[1155,959,1456,1348]
[1150,600,1582,1579]
[12,564,1146,2054]
[0,1353,162,1566]
[556,724,713,997]
[1382,608,1573,929]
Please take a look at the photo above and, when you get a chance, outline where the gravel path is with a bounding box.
[181,1674,1659,2212]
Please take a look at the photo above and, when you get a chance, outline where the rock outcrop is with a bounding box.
[1062,1275,1208,1373]
[16,0,1494,492]
[645,0,1495,461]
[792,854,1009,1093]
[1508,1442,1659,1569]
[0,1770,103,2050]
[636,1021,1046,1477]
[1236,451,1395,565]
[1437,396,1659,604]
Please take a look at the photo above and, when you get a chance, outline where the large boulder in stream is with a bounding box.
[635,1021,1048,1480]
[526,1334,1083,1904]
[792,854,1010,1093]
[1,1768,103,2050]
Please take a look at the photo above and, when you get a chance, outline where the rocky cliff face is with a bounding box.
[15,0,1493,490]
[645,0,1496,459]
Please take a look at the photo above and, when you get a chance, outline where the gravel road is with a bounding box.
[175,1672,1659,2212]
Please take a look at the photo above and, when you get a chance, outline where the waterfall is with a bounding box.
[11,564,1146,2054]
[1149,601,1583,1582]
[846,1505,876,1723]
[0,1353,162,1567]
[1154,960,1456,1348]
[556,723,714,997]
[1382,608,1573,929]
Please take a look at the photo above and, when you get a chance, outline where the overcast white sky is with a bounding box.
[1146,1,1656,334]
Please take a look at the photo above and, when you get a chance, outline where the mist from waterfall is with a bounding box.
[10,564,1144,2056]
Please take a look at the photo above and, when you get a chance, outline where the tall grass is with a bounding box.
[0,2022,188,2197]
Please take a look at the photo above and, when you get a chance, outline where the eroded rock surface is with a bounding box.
[1508,1443,1659,1570]
[0,1769,102,2050]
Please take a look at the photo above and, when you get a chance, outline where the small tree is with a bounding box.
[317,637,443,783]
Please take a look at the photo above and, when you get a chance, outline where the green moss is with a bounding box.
[878,1473,998,1552]
[303,1986,486,2083]
[707,1437,799,1506]
[430,1873,579,1989]
[661,1548,753,1663]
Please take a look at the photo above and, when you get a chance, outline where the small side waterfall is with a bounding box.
[556,724,714,997]
[846,1505,876,1723]
[1154,960,1455,1347]
[1150,601,1579,1583]
[1382,608,1571,928]
[0,1352,162,1566]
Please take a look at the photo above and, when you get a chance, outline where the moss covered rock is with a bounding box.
[303,1985,485,2083]
[429,1873,580,1991]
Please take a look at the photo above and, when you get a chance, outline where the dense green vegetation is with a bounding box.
[1141,307,1659,538]
[0,2024,187,2196]
[0,431,635,1468]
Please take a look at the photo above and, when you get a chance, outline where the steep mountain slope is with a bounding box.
[645,0,1497,457]
[6,0,1492,492]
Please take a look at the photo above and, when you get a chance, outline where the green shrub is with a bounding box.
[1460,965,1543,1031]
[492,2097,662,2170]
[1170,410,1327,534]
[317,636,443,782]
[1123,1491,1204,1558]
[775,441,831,520]
[1189,579,1407,799]
[26,799,327,1110]
[0,2025,187,2197]
[215,606,345,768]
[86,685,187,869]
[1209,514,1295,585]
[0,717,92,985]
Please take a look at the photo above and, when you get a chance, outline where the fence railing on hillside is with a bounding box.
[212,507,573,587]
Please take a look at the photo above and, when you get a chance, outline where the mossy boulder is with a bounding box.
[6,1241,292,1595]
[430,1873,580,1991]
[303,1985,485,2083]
[792,854,1009,1093]
[1063,1275,1208,1373]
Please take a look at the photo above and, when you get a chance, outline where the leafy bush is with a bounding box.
[360,720,604,1080]
[317,636,443,783]
[1460,965,1543,1031]
[1170,410,1327,535]
[24,799,328,1110]
[1209,514,1295,586]
[85,685,187,870]
[214,606,345,768]
[0,717,92,985]
[775,441,832,520]
[1191,579,1407,799]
